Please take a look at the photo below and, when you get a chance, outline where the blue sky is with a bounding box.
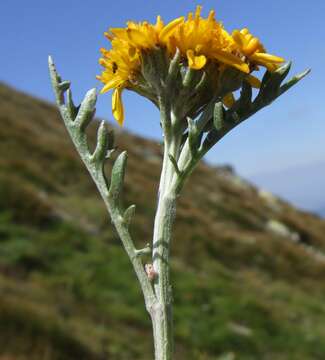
[1,0,324,182]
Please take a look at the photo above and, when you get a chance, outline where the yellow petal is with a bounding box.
[100,77,124,93]
[128,46,138,60]
[155,15,164,32]
[232,30,245,48]
[99,58,110,67]
[187,50,207,70]
[110,28,129,41]
[244,34,254,43]
[159,16,184,42]
[194,5,202,20]
[127,29,151,47]
[207,10,215,22]
[240,28,250,35]
[112,88,124,126]
[244,38,260,55]
[104,32,114,41]
[213,50,250,73]
[250,52,285,64]
[222,93,235,108]
[246,74,261,88]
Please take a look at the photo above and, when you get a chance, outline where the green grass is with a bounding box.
[1,211,325,359]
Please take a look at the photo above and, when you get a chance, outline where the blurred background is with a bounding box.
[0,1,325,359]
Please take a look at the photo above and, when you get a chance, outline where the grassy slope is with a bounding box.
[1,82,325,359]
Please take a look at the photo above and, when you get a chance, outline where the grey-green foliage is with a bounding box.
[173,62,310,194]
[48,56,156,313]
[201,63,310,154]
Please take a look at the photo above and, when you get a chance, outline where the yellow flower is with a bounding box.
[232,28,285,71]
[97,6,285,124]
[163,6,249,73]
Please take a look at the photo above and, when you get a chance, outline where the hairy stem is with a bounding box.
[150,106,182,359]
[151,167,177,359]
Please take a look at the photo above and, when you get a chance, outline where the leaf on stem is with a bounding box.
[255,62,292,105]
[168,154,181,176]
[167,48,181,85]
[213,102,224,131]
[182,67,196,88]
[108,151,128,203]
[279,68,311,95]
[187,117,199,156]
[92,121,109,163]
[135,244,151,257]
[66,89,79,119]
[58,81,71,92]
[75,88,97,132]
[238,81,252,111]
[123,204,136,228]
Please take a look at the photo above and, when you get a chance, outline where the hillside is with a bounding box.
[1,82,325,359]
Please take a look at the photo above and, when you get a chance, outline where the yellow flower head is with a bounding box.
[163,6,249,74]
[232,28,285,71]
[97,6,284,125]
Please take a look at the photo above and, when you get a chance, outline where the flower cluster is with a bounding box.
[97,6,284,125]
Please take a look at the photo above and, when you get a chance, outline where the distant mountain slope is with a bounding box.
[1,82,325,360]
[250,161,325,214]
